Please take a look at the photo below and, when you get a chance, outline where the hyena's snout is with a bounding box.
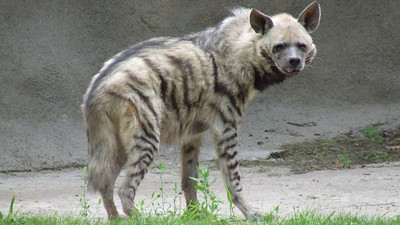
[274,45,308,75]
[279,56,304,74]
[289,57,301,68]
[284,56,302,74]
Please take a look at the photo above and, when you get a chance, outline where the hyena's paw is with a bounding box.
[120,200,138,217]
[121,203,138,217]
[245,211,264,221]
[118,189,138,217]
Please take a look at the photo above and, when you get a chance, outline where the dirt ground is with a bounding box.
[2,128,400,219]
[1,163,400,219]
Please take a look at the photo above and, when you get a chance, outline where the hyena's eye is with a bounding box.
[297,43,307,52]
[273,43,286,53]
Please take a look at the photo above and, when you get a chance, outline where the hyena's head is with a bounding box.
[250,1,320,76]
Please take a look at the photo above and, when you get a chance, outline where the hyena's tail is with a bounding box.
[84,106,125,192]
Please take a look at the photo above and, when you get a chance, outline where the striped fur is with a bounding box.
[82,2,320,219]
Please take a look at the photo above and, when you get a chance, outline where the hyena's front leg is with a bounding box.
[212,125,259,219]
[180,137,202,207]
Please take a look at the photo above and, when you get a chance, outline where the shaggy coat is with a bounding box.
[83,1,320,219]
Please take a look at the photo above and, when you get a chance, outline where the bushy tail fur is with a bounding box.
[84,108,125,192]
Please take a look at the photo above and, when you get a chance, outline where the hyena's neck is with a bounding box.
[251,65,287,91]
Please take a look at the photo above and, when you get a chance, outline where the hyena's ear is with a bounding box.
[298,1,321,33]
[250,9,273,35]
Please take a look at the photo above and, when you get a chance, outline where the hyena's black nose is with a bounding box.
[289,57,301,67]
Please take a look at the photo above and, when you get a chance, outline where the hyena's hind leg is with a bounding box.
[180,136,202,207]
[98,171,121,218]
[117,112,161,216]
[118,134,160,216]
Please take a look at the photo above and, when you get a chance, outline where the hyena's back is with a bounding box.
[83,37,219,192]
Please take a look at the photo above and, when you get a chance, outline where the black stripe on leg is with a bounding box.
[130,170,145,179]
[223,124,237,134]
[138,121,159,145]
[223,127,231,134]
[220,149,237,160]
[131,153,154,168]
[141,155,153,168]
[224,144,237,152]
[231,172,240,182]
[228,161,239,170]
[134,146,154,156]
[217,133,237,148]
[137,136,158,152]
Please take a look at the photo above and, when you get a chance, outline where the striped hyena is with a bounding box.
[83,1,320,219]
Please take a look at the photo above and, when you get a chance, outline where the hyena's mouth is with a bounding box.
[285,68,300,74]
[284,70,300,78]
[281,61,304,76]
[271,65,299,78]
[276,65,302,77]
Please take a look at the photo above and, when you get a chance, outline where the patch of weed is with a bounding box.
[363,125,383,143]
[280,125,400,173]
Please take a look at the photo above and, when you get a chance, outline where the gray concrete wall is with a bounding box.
[1,0,399,172]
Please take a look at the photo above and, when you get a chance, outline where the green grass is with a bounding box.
[2,210,400,225]
[2,194,400,225]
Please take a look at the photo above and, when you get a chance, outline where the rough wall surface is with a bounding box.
[1,0,399,171]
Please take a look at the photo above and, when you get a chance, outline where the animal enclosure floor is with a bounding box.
[1,161,400,219]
